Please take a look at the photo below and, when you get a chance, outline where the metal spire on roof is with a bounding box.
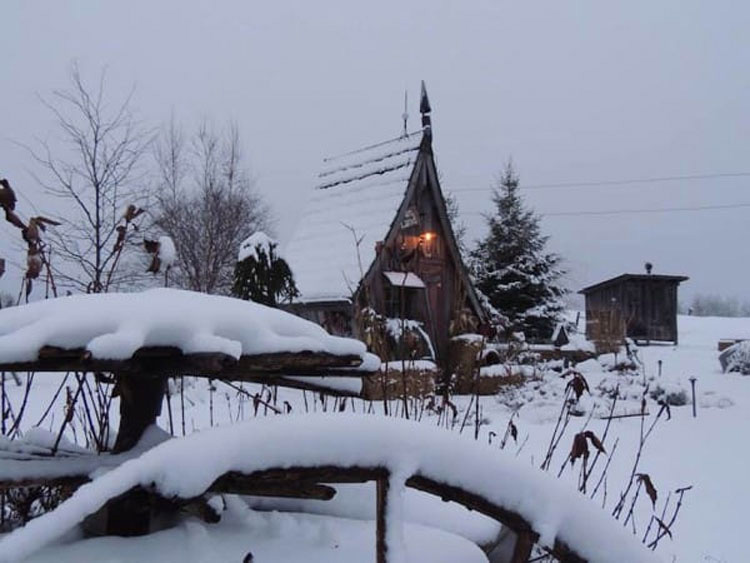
[420,80,432,115]
[420,81,432,140]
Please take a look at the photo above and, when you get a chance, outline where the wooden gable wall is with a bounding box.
[359,147,481,359]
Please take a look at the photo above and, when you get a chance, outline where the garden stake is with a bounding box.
[689,377,697,418]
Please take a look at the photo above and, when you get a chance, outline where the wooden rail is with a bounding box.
[0,346,366,378]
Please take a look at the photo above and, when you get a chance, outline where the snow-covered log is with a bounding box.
[0,414,660,563]
[0,288,375,377]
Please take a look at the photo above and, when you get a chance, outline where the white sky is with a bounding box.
[1,1,748,304]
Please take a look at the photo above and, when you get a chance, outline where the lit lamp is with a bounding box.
[420,231,436,257]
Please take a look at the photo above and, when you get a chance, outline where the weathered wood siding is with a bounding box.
[584,277,683,344]
[365,173,462,359]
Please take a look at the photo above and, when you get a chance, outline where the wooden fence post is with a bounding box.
[511,530,534,562]
[107,373,167,536]
[112,374,166,454]
[376,474,390,563]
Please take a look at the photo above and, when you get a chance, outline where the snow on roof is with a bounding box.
[238,231,277,263]
[284,132,423,302]
[0,414,659,563]
[0,288,368,364]
[579,273,690,295]
[383,271,425,289]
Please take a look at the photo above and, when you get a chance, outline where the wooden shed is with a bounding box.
[283,83,485,361]
[579,273,688,345]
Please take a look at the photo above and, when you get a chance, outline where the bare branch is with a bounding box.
[29,65,152,293]
[151,120,271,294]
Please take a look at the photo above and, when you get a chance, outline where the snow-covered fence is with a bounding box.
[0,415,659,563]
[0,288,379,533]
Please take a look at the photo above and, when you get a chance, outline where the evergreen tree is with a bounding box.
[232,232,298,307]
[469,162,566,340]
[444,191,468,258]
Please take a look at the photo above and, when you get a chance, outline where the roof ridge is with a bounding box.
[316,159,414,190]
[318,144,419,179]
[322,129,423,164]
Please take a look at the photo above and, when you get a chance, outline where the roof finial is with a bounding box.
[401,90,409,137]
[420,80,432,131]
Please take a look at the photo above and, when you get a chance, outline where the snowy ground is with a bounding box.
[2,314,749,561]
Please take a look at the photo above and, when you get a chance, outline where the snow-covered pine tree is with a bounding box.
[232,232,298,307]
[469,162,566,341]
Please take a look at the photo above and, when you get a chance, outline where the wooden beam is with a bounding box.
[0,346,236,376]
[405,474,587,562]
[406,475,537,540]
[209,472,336,500]
[224,352,365,377]
[225,466,386,485]
[232,375,362,398]
[0,347,367,378]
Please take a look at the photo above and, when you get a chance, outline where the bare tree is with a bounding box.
[153,120,271,294]
[28,64,151,293]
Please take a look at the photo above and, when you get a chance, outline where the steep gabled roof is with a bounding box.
[285,132,423,302]
[285,107,485,323]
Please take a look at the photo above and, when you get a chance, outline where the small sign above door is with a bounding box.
[401,206,419,230]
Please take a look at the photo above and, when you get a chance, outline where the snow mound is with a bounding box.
[0,414,659,563]
[0,288,368,364]
[23,510,489,563]
[721,340,750,375]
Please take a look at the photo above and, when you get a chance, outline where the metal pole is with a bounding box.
[658,360,662,377]
[689,377,697,418]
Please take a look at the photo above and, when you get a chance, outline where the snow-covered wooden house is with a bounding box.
[284,84,485,361]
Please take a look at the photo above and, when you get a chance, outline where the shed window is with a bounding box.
[383,272,426,319]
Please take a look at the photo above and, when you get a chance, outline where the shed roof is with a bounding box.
[383,271,426,289]
[579,273,689,295]
[284,131,424,302]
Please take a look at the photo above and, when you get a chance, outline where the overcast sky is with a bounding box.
[2,1,748,305]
